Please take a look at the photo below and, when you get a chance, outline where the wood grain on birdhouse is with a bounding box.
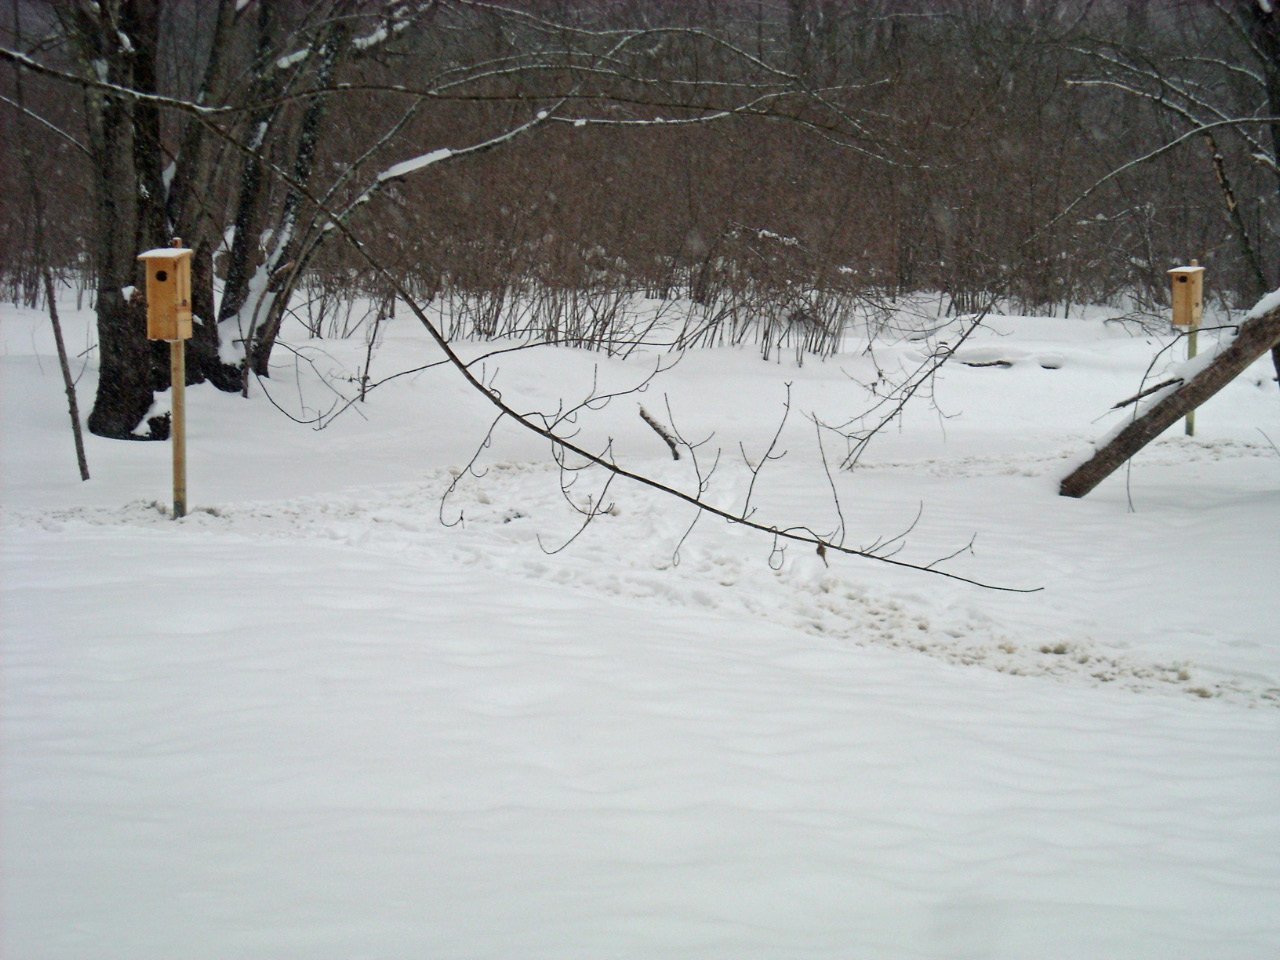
[138,244,194,340]
[1167,264,1204,330]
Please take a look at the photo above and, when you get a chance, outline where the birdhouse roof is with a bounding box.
[1167,265,1204,275]
[137,247,194,260]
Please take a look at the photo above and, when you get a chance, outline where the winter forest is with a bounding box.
[2,1,1280,958]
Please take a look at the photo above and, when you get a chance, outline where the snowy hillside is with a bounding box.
[3,298,1278,959]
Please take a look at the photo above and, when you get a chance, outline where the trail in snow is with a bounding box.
[6,440,1275,707]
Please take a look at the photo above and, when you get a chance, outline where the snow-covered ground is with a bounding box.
[3,295,1278,959]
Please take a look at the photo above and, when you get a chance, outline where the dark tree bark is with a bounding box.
[166,0,241,392]
[215,1,281,334]
[10,7,90,478]
[1245,0,1280,204]
[247,18,348,379]
[66,0,161,439]
[1243,0,1280,383]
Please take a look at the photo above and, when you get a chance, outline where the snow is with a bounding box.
[3,295,1279,958]
[275,49,309,71]
[137,247,193,260]
[1079,286,1280,450]
[1246,285,1280,321]
[353,26,389,51]
[247,119,268,151]
[755,228,800,246]
[377,148,454,182]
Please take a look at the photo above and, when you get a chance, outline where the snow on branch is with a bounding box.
[1061,293,1280,499]
[1043,115,1280,231]
[376,148,454,182]
[336,103,559,219]
[275,1,422,71]
[0,45,220,115]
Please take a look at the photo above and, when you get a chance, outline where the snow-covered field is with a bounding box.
[3,296,1278,959]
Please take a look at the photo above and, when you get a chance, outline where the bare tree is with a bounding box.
[4,0,1275,509]
[8,3,88,479]
[3,1,1056,589]
[5,0,892,436]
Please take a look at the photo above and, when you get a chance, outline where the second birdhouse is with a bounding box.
[138,243,194,340]
[1168,264,1204,329]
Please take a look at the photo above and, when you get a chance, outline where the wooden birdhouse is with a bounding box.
[1168,264,1204,329]
[138,241,194,340]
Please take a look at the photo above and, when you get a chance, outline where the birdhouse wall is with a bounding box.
[1168,268,1204,329]
[141,252,194,340]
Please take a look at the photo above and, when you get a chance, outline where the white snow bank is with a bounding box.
[3,296,1279,958]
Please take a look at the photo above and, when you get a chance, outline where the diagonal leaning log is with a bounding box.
[1060,298,1280,499]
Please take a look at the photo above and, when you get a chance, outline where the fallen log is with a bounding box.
[1060,293,1280,498]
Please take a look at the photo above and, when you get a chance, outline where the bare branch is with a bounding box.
[1040,115,1280,232]
[0,93,91,156]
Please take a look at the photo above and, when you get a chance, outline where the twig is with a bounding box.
[1111,377,1183,410]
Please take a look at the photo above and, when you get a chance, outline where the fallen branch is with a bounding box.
[92,67,1041,593]
[1061,294,1280,498]
[639,405,681,460]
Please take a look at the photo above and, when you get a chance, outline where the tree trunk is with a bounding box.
[247,21,347,378]
[186,241,242,392]
[216,0,280,337]
[74,0,160,439]
[86,289,159,439]
[1244,0,1280,385]
[11,17,91,478]
[1060,299,1280,498]
[167,0,241,392]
